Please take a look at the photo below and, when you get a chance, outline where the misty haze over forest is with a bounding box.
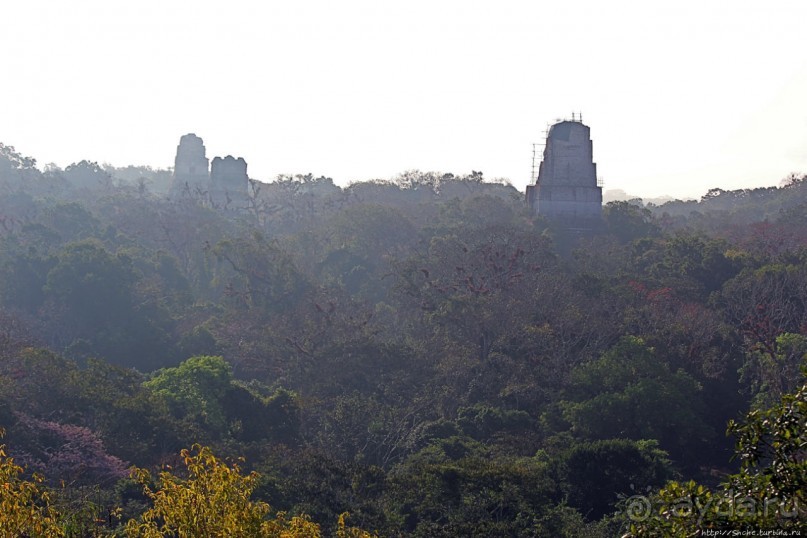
[1,131,806,535]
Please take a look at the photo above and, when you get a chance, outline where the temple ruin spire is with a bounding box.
[526,118,602,224]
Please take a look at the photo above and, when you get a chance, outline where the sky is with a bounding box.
[1,0,806,200]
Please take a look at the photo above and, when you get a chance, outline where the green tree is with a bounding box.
[386,437,558,536]
[318,204,417,301]
[0,237,52,312]
[209,232,308,313]
[44,240,134,333]
[553,439,672,521]
[42,202,100,243]
[603,201,660,243]
[145,356,233,434]
[0,142,43,193]
[145,356,299,443]
[741,332,807,409]
[125,444,322,537]
[629,234,740,299]
[557,336,712,465]
[63,160,114,190]
[627,367,807,535]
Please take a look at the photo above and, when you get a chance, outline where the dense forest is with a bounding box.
[0,142,805,536]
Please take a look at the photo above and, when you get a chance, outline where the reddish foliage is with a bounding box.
[9,413,128,486]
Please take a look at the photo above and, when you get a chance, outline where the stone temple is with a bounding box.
[526,119,602,222]
[170,133,209,197]
[210,155,249,207]
[169,133,249,208]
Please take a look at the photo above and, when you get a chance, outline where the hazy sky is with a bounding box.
[2,0,806,199]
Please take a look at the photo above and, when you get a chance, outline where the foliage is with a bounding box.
[208,232,308,313]
[557,336,713,462]
[10,413,128,487]
[145,356,233,433]
[45,240,133,327]
[386,437,560,536]
[553,438,673,521]
[125,444,374,538]
[741,332,807,409]
[727,369,807,515]
[0,428,64,538]
[2,148,807,534]
[627,368,807,535]
[603,201,660,243]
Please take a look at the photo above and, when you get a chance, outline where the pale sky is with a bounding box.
[2,0,806,199]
